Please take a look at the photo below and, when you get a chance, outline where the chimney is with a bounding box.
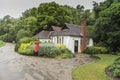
[80,21,87,52]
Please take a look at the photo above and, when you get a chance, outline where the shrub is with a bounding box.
[18,37,37,43]
[18,43,34,55]
[0,40,5,47]
[117,52,120,56]
[18,48,34,55]
[83,46,107,54]
[16,29,32,41]
[15,37,38,51]
[0,33,13,42]
[60,51,74,59]
[109,57,120,77]
[56,44,74,58]
[56,44,66,53]
[38,43,61,58]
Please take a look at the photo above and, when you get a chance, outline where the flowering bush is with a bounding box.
[56,44,66,50]
[56,44,67,53]
[15,37,38,51]
[18,43,34,55]
[56,44,74,58]
[15,37,38,55]
[19,43,31,50]
[15,38,74,58]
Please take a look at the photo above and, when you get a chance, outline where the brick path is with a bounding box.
[0,43,97,80]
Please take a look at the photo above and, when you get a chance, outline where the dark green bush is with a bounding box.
[109,57,120,77]
[0,33,12,42]
[18,37,37,43]
[83,46,107,54]
[60,50,74,59]
[38,43,61,58]
[16,29,32,41]
[117,52,120,56]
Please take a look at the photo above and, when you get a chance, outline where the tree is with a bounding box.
[24,16,37,34]
[0,2,94,42]
[16,29,32,41]
[93,0,120,19]
[93,0,113,19]
[36,2,72,29]
[93,2,120,52]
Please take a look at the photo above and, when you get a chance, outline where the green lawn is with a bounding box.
[72,54,119,80]
[0,40,5,47]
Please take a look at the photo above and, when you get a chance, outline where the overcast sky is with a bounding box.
[0,0,105,18]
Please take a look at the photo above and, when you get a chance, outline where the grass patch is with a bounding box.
[0,40,5,47]
[72,54,119,80]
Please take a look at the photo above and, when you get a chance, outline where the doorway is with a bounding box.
[74,40,78,53]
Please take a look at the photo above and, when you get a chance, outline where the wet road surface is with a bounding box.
[0,43,96,80]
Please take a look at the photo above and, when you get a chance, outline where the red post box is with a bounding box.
[34,41,40,56]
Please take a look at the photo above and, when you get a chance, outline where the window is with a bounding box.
[57,36,59,44]
[57,36,64,44]
[62,36,64,44]
[60,38,61,44]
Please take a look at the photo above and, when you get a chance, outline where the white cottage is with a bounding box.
[51,23,82,53]
[33,22,93,53]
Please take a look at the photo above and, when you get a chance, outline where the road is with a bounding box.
[0,43,96,80]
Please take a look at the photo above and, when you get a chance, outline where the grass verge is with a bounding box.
[72,54,119,80]
[0,40,5,47]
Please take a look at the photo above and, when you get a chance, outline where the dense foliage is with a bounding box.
[15,40,74,58]
[0,2,93,42]
[109,57,120,77]
[93,0,120,52]
[38,43,61,58]
[18,43,34,55]
[38,43,74,58]
[56,44,74,58]
[0,40,5,47]
[0,0,119,53]
[15,37,38,51]
[83,46,107,54]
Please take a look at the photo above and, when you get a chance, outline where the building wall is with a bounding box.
[52,36,81,53]
[39,39,52,43]
[87,38,93,46]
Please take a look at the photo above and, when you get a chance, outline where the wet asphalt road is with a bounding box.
[0,43,96,80]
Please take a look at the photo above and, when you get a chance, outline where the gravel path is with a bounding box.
[0,43,96,80]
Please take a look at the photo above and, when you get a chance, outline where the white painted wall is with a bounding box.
[52,36,57,44]
[52,36,81,53]
[88,38,93,46]
[39,39,52,43]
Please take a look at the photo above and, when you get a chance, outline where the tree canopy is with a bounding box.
[0,2,93,42]
[0,1,119,53]
[93,0,120,52]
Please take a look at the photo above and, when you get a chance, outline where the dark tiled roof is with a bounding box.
[33,30,51,39]
[52,23,81,37]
